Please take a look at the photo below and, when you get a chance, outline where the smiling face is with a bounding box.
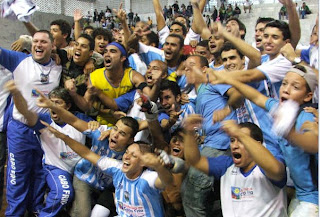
[221,49,245,71]
[32,32,54,64]
[103,45,126,70]
[108,120,133,152]
[73,37,93,66]
[279,72,313,105]
[208,33,225,54]
[262,27,287,60]
[94,35,109,55]
[163,36,182,62]
[170,131,184,158]
[121,143,143,178]
[230,127,255,172]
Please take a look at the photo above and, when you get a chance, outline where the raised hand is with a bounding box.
[88,121,100,131]
[36,89,54,108]
[113,3,126,23]
[183,114,203,133]
[74,9,84,22]
[40,120,66,139]
[98,129,111,141]
[4,80,20,95]
[213,106,232,123]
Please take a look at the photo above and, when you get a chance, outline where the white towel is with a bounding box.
[1,0,39,22]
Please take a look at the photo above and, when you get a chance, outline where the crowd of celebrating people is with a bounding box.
[0,0,318,216]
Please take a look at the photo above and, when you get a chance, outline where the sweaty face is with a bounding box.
[170,24,184,37]
[221,49,244,71]
[145,61,166,86]
[32,32,54,64]
[279,72,312,105]
[255,22,267,50]
[163,36,182,62]
[208,33,225,54]
[226,20,241,38]
[73,37,92,66]
[109,120,133,152]
[122,143,143,178]
[195,45,211,61]
[170,132,185,158]
[50,25,65,49]
[94,35,109,55]
[262,27,287,60]
[104,45,125,70]
[160,89,180,113]
[230,127,255,173]
[49,97,69,124]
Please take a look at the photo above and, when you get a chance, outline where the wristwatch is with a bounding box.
[292,57,302,65]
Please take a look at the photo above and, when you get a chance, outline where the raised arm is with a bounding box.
[212,70,268,109]
[190,0,211,40]
[281,0,300,49]
[139,153,173,189]
[132,70,158,102]
[43,121,100,164]
[152,0,166,31]
[216,22,261,69]
[183,114,210,174]
[5,81,38,126]
[74,9,83,40]
[36,90,90,132]
[114,3,131,48]
[222,120,286,181]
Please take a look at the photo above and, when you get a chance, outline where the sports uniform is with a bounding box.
[208,156,287,217]
[0,48,61,216]
[89,67,134,126]
[97,157,164,217]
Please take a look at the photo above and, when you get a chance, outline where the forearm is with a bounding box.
[60,134,100,165]
[191,1,211,39]
[155,166,173,188]
[238,132,285,181]
[152,0,166,31]
[97,92,119,110]
[23,22,39,36]
[226,78,268,109]
[12,91,38,126]
[226,88,244,109]
[71,92,91,112]
[150,119,169,151]
[120,20,131,48]
[183,132,202,167]
[74,21,81,40]
[286,1,300,49]
[287,130,318,153]
[149,83,161,102]
[226,69,266,83]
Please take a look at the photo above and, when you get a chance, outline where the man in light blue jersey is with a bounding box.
[40,126,174,217]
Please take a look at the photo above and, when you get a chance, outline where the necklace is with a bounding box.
[34,60,53,84]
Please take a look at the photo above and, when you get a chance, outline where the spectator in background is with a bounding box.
[94,9,99,27]
[85,11,92,23]
[128,9,134,26]
[168,5,173,18]
[134,13,140,26]
[219,4,226,23]
[234,3,241,18]
[83,25,94,36]
[163,5,169,20]
[187,2,193,17]
[212,6,218,21]
[172,1,180,14]
[279,5,287,20]
[301,2,311,19]
[243,0,252,13]
[226,4,234,20]
[105,7,112,18]
[206,15,211,27]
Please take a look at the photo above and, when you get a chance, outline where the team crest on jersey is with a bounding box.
[124,191,130,202]
[231,186,254,200]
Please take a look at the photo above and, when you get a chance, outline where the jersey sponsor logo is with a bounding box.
[60,151,78,160]
[118,201,146,216]
[9,153,16,185]
[231,186,254,200]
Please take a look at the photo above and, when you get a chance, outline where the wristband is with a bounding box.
[137,82,148,91]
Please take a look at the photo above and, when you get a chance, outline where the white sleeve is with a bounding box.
[97,156,122,172]
[184,28,200,45]
[140,170,159,189]
[158,26,170,46]
[257,55,292,83]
